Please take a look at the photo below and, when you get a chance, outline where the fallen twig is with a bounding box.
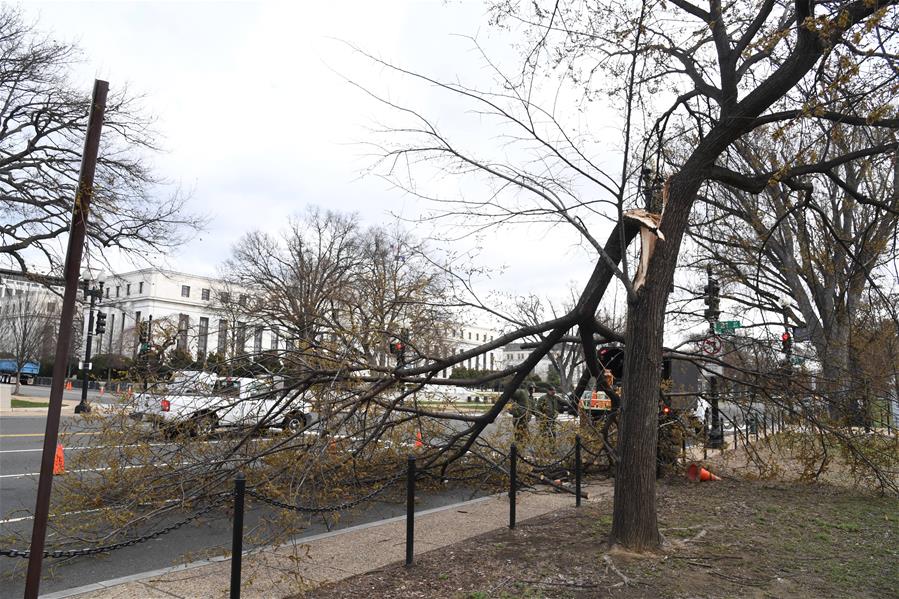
[603,554,633,587]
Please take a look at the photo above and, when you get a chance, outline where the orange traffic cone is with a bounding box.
[65,380,72,391]
[415,430,423,448]
[687,463,720,482]
[53,445,65,475]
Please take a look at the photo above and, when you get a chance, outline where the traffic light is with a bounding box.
[94,311,107,335]
[781,331,792,353]
[703,267,721,323]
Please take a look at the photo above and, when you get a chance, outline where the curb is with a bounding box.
[41,492,509,599]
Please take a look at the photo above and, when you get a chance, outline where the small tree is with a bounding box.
[0,287,58,392]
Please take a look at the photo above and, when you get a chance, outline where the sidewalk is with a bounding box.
[54,482,613,599]
[0,400,77,417]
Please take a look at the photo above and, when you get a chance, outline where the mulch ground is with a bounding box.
[299,476,898,598]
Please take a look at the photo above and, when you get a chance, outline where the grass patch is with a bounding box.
[306,478,899,599]
[11,399,50,408]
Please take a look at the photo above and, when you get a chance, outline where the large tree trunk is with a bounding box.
[609,166,705,551]
[609,286,666,550]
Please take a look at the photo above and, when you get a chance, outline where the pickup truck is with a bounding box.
[137,374,313,436]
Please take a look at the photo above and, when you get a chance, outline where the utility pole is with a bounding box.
[25,78,108,599]
[704,265,724,449]
[75,281,104,414]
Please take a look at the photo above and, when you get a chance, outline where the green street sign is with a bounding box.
[714,320,742,334]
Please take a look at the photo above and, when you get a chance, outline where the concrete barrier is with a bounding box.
[0,384,10,411]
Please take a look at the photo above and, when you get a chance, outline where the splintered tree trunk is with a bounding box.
[609,286,666,551]
[608,166,703,552]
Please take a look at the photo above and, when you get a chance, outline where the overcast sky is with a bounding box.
[23,1,632,317]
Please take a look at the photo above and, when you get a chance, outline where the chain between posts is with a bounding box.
[245,473,406,513]
[1,493,232,559]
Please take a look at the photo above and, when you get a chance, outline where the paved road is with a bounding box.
[10,383,108,406]
[0,413,494,598]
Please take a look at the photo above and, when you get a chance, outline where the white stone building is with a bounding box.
[501,342,555,379]
[95,269,506,376]
[93,268,275,361]
[438,324,503,378]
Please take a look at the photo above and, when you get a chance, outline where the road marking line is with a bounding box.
[0,464,148,479]
[0,431,101,438]
[1,499,182,524]
[0,508,103,524]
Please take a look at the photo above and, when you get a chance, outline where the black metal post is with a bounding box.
[405,455,415,566]
[509,443,517,529]
[230,472,245,599]
[25,79,108,599]
[575,435,582,508]
[733,419,737,446]
[76,283,101,414]
[707,375,723,448]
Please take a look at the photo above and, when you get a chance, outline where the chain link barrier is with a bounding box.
[0,492,232,559]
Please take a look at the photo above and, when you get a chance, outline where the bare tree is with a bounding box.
[0,7,204,274]
[688,124,899,422]
[352,0,899,550]
[0,287,58,393]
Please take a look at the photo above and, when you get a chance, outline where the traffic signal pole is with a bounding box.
[75,283,103,414]
[704,266,724,449]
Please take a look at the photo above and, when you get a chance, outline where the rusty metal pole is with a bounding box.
[24,79,108,599]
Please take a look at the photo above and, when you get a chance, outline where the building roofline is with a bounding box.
[104,267,224,284]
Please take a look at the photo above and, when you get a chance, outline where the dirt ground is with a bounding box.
[301,476,898,598]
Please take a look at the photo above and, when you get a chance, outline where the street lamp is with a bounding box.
[75,272,104,414]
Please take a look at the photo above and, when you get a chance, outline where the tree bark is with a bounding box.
[609,288,666,550]
[610,165,707,551]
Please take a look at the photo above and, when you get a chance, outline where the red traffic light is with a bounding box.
[781,332,791,342]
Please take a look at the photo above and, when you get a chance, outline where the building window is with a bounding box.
[468,332,471,340]
[176,314,189,351]
[115,286,120,297]
[139,282,144,294]
[198,317,209,358]
[201,288,210,301]
[254,326,263,354]
[126,284,131,296]
[218,320,229,354]
[271,326,279,350]
[105,287,109,298]
[181,285,190,298]
[238,294,248,307]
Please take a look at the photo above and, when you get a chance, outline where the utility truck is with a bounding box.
[136,372,313,436]
[0,359,39,385]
